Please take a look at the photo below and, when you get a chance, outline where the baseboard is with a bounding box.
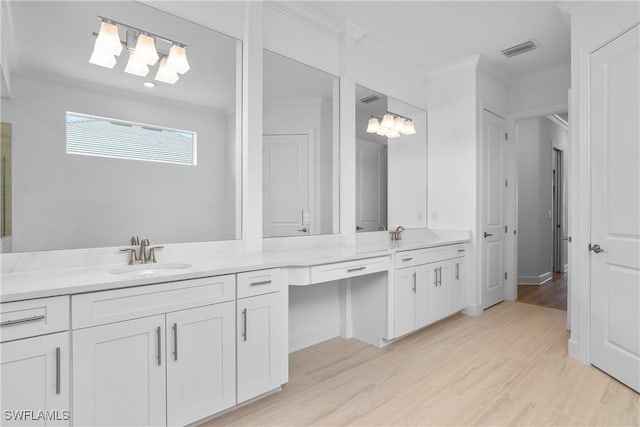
[463,303,483,316]
[289,324,340,353]
[564,264,569,273]
[518,271,553,285]
[568,337,588,364]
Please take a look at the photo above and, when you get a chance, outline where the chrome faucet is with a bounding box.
[120,236,164,264]
[390,226,405,241]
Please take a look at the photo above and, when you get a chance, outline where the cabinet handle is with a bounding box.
[250,280,272,286]
[434,269,438,287]
[412,272,417,293]
[402,257,413,262]
[1,314,46,327]
[438,267,442,286]
[242,308,247,341]
[173,323,178,361]
[456,263,460,280]
[457,249,466,253]
[156,326,162,366]
[347,266,366,273]
[55,347,60,394]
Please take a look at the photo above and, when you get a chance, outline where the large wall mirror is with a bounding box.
[263,50,340,238]
[355,84,428,233]
[0,1,242,252]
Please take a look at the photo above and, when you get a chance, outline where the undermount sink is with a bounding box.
[109,263,192,275]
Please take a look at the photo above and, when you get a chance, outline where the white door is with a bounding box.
[589,24,640,393]
[415,263,436,328]
[263,134,310,237]
[356,139,387,232]
[1,332,69,426]
[166,302,236,426]
[394,267,416,337]
[237,292,284,403]
[73,315,166,426]
[481,111,507,309]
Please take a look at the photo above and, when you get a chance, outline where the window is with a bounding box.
[66,112,196,165]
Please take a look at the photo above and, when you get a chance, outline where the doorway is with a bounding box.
[552,147,564,273]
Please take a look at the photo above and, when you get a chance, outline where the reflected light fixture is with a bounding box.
[366,112,416,138]
[89,16,189,85]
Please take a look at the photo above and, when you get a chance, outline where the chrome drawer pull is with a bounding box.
[156,326,162,366]
[347,266,366,273]
[457,249,466,253]
[402,257,413,262]
[173,323,178,361]
[250,280,272,286]
[55,347,61,394]
[242,309,247,341]
[1,314,46,327]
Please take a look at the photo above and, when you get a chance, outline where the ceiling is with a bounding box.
[5,1,238,112]
[305,1,571,79]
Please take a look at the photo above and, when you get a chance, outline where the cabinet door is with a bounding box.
[237,292,284,403]
[431,262,452,322]
[73,315,166,426]
[166,302,236,426]
[450,259,466,313]
[1,332,69,426]
[415,263,438,328]
[394,268,416,337]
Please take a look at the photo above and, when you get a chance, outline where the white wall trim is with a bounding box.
[265,1,343,40]
[463,303,483,317]
[518,272,553,286]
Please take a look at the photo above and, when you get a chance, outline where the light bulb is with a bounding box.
[387,129,401,139]
[155,57,180,84]
[166,44,190,74]
[381,113,395,128]
[393,116,405,132]
[134,33,159,66]
[376,126,389,136]
[366,117,380,133]
[124,50,150,77]
[402,119,416,135]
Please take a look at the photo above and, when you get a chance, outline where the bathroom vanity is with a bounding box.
[0,232,469,426]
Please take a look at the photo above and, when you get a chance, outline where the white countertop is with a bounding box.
[1,231,470,303]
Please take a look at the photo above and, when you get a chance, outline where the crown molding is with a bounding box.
[265,1,343,40]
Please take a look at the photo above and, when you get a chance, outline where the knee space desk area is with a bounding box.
[0,229,469,426]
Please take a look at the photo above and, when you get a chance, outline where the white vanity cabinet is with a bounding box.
[72,275,237,426]
[393,245,467,338]
[0,297,70,426]
[236,269,287,403]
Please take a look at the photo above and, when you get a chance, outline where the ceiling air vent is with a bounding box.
[359,95,380,104]
[501,40,537,58]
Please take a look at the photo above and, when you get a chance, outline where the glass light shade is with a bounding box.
[124,50,150,77]
[155,57,180,84]
[387,129,401,139]
[134,33,159,66]
[89,47,117,68]
[376,126,389,136]
[166,45,190,74]
[95,21,122,56]
[393,116,405,132]
[401,119,417,135]
[381,113,395,128]
[366,117,380,133]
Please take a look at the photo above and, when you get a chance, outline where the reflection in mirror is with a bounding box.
[355,85,428,233]
[263,50,340,238]
[355,85,388,232]
[1,1,242,252]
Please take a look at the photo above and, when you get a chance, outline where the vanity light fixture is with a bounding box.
[366,112,416,138]
[89,16,189,85]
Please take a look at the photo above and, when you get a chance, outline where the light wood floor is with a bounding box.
[203,302,638,426]
[518,272,567,311]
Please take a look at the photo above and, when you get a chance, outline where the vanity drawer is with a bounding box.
[310,256,390,283]
[72,275,235,329]
[395,251,416,268]
[237,268,284,299]
[0,296,69,342]
[415,245,466,265]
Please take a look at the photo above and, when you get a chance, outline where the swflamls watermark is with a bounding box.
[3,410,70,421]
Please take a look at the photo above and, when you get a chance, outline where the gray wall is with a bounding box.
[3,74,236,252]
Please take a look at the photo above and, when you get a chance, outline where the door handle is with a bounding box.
[588,243,604,254]
[298,228,308,233]
[356,226,364,231]
[483,232,493,238]
[156,326,162,366]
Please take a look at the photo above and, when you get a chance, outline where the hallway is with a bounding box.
[517,272,567,311]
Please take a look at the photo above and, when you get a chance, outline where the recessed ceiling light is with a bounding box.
[143,81,155,88]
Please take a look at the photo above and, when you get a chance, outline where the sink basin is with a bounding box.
[109,263,192,275]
